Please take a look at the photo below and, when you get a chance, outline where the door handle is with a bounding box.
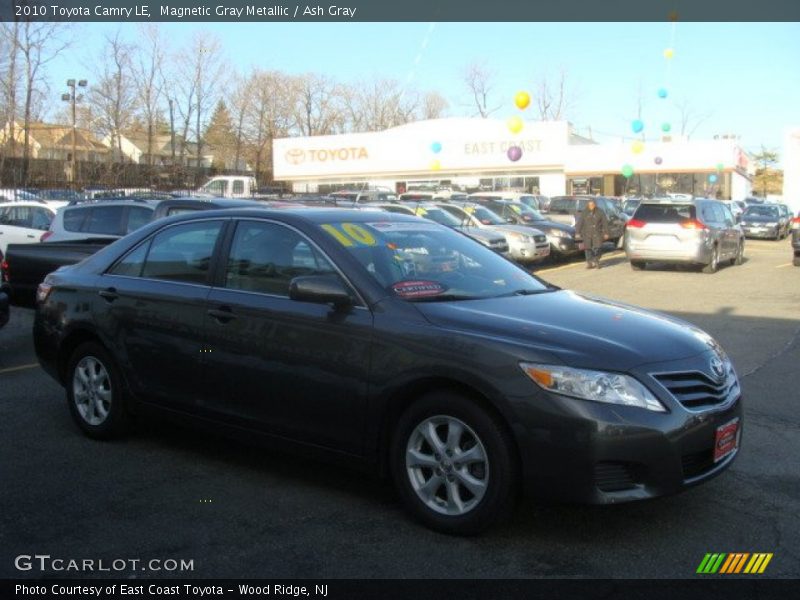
[207,307,236,323]
[98,288,118,302]
[27,234,35,238]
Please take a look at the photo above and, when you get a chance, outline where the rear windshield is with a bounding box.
[744,205,780,218]
[549,197,589,214]
[399,194,434,201]
[633,204,696,222]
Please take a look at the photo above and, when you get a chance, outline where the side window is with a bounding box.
[224,221,335,297]
[3,206,32,227]
[63,208,87,232]
[710,204,726,225]
[141,220,223,284]
[720,205,734,227]
[109,241,151,277]
[205,180,228,196]
[232,179,244,195]
[701,204,717,224]
[31,208,53,230]
[0,207,12,225]
[83,206,125,235]
[126,206,154,233]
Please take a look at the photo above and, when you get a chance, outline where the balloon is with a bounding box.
[654,156,663,165]
[621,164,634,178]
[716,162,724,171]
[514,91,531,110]
[430,160,441,171]
[709,174,718,183]
[664,48,675,59]
[657,88,668,99]
[631,140,645,154]
[507,145,523,162]
[430,141,442,154]
[631,119,644,133]
[661,122,672,133]
[507,116,524,134]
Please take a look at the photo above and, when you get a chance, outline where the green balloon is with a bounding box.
[716,162,724,171]
[621,164,634,178]
[661,122,672,133]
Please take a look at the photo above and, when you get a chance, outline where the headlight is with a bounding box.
[508,232,532,242]
[550,229,570,238]
[520,363,666,412]
[766,222,778,227]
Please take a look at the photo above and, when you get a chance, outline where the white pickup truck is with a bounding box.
[197,175,285,199]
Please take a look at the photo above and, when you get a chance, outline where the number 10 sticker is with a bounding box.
[321,223,377,247]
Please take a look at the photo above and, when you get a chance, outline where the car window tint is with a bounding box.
[109,241,151,277]
[84,206,125,235]
[126,206,154,233]
[31,208,53,230]
[63,208,86,232]
[141,220,223,284]
[0,206,32,227]
[225,221,336,296]
[634,204,696,222]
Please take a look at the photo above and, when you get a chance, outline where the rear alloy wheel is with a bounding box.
[630,260,646,271]
[66,342,129,439]
[734,240,745,265]
[702,245,720,274]
[391,391,517,535]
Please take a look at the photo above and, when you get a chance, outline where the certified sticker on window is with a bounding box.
[391,280,447,298]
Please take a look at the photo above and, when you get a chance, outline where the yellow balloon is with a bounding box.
[514,91,531,110]
[507,116,524,134]
[631,140,645,154]
[430,159,441,171]
[663,48,675,59]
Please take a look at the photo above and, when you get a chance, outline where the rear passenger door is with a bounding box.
[200,218,373,454]
[0,206,35,251]
[98,219,226,409]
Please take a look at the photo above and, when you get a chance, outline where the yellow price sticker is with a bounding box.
[321,223,377,247]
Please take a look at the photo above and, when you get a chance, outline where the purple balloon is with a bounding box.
[507,145,523,162]
[654,156,663,165]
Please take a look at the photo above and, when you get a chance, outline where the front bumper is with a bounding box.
[508,353,743,504]
[550,236,581,256]
[509,240,550,263]
[742,224,779,238]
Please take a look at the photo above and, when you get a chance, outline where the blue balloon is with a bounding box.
[631,119,644,133]
[430,141,442,154]
[708,174,718,183]
[657,88,668,99]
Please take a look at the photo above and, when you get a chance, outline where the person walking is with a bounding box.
[576,199,609,269]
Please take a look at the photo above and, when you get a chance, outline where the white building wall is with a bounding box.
[783,128,800,213]
[731,172,751,201]
[538,171,567,197]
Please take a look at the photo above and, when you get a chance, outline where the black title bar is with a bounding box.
[3,0,800,22]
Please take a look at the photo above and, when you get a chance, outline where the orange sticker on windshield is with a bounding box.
[391,280,447,298]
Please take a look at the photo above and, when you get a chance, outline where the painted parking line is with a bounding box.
[0,363,40,375]
[776,263,793,268]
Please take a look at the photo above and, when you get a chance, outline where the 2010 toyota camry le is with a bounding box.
[34,208,742,534]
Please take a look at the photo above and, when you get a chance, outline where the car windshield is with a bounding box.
[510,202,544,220]
[458,205,506,225]
[416,206,462,227]
[318,220,551,301]
[744,205,779,217]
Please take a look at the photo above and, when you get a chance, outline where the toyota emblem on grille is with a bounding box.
[710,357,726,381]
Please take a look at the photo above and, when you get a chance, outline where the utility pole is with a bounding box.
[61,78,87,188]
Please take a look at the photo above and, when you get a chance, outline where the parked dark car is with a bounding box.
[740,204,785,240]
[0,249,9,328]
[792,210,800,266]
[4,198,264,303]
[35,208,743,534]
[547,196,627,243]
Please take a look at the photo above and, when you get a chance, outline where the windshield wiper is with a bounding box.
[497,287,559,297]
[406,293,481,302]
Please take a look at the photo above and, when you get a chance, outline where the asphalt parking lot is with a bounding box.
[1,239,798,579]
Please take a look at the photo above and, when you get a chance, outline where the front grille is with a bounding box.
[681,449,715,480]
[534,234,547,243]
[594,461,642,492]
[490,240,509,252]
[652,371,739,410]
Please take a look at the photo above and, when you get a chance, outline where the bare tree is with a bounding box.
[228,73,253,171]
[89,32,137,164]
[131,24,166,173]
[16,21,71,183]
[462,61,498,118]
[293,73,341,136]
[535,69,575,121]
[245,69,295,181]
[0,23,21,180]
[420,91,448,120]
[340,79,420,132]
[675,98,712,139]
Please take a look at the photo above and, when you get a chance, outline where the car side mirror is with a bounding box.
[289,275,353,308]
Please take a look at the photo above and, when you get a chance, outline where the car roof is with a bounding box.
[162,207,423,225]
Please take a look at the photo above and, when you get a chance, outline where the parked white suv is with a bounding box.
[0,202,56,254]
[45,200,156,243]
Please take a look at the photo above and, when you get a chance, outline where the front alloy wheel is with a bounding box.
[73,356,112,426]
[405,416,489,516]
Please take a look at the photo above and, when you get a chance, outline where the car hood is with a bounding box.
[455,226,503,243]
[493,223,546,237]
[529,219,575,235]
[415,290,713,371]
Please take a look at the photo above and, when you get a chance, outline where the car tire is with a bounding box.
[794,255,800,267]
[390,391,518,535]
[630,260,645,271]
[734,240,745,265]
[66,342,129,439]
[702,245,720,274]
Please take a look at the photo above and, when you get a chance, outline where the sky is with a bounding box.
[45,21,800,163]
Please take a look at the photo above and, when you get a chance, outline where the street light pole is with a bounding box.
[61,78,87,187]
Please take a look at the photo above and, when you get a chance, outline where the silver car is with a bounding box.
[624,198,745,273]
[437,202,550,264]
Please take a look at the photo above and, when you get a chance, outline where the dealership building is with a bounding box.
[273,118,754,200]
